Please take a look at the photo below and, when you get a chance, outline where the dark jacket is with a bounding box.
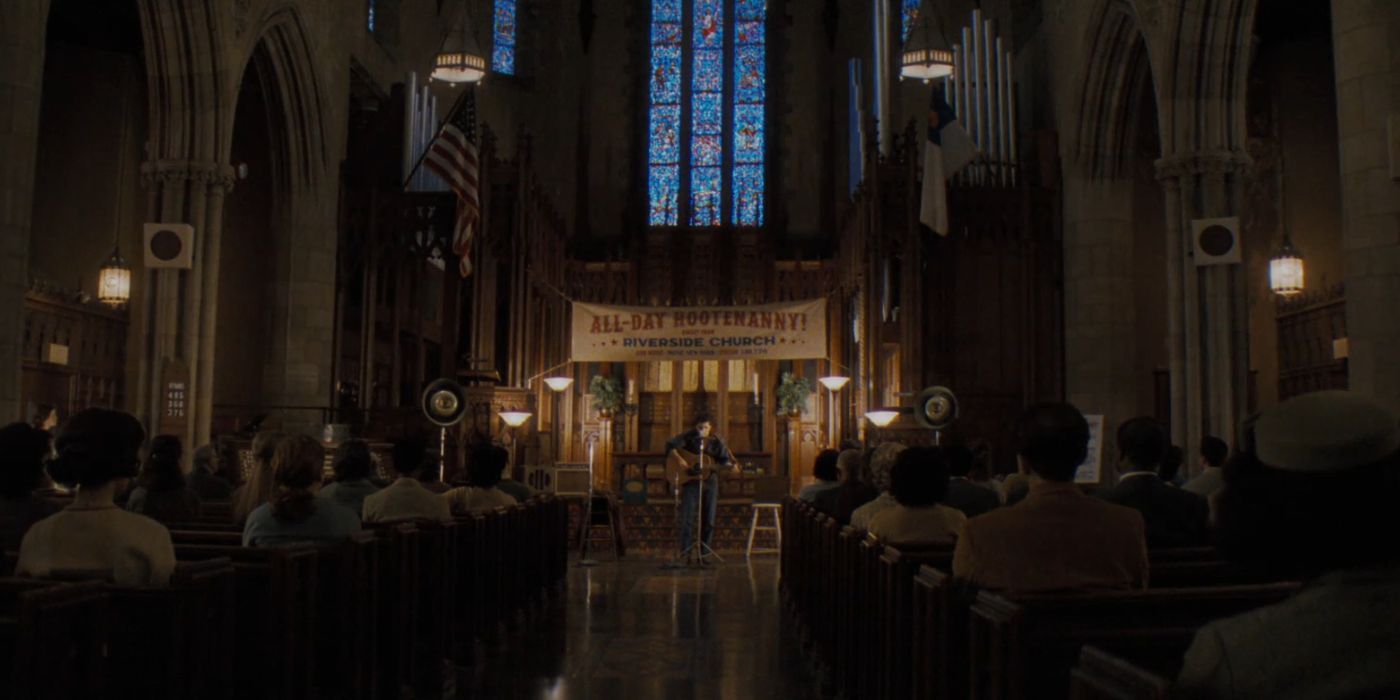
[664,429,734,465]
[1096,472,1209,548]
[944,478,1001,518]
[187,469,234,501]
[815,479,878,524]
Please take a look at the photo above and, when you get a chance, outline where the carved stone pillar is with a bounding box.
[0,0,50,420]
[1155,151,1252,454]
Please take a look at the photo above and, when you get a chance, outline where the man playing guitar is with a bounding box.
[665,412,736,558]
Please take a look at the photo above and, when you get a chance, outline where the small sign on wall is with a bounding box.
[1075,414,1106,485]
[159,359,190,437]
[42,343,69,366]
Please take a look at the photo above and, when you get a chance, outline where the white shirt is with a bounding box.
[850,492,898,530]
[18,505,176,586]
[1182,467,1225,497]
[444,486,518,515]
[362,478,452,523]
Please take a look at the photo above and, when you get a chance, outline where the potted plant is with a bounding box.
[588,375,624,418]
[776,372,814,418]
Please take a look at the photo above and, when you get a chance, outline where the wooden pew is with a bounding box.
[0,579,108,700]
[174,544,319,700]
[1069,646,1173,700]
[311,533,382,700]
[364,522,421,700]
[876,544,955,700]
[968,583,1299,700]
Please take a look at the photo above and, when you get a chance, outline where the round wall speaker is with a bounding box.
[914,385,958,430]
[422,378,467,426]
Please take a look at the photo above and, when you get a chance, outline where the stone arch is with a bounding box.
[1154,0,1258,159]
[231,6,328,192]
[1074,0,1158,179]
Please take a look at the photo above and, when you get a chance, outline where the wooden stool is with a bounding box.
[746,503,782,557]
[580,494,623,561]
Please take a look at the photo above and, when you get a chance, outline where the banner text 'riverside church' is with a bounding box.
[570,299,827,362]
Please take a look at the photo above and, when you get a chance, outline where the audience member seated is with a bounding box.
[849,442,906,530]
[496,463,535,502]
[214,435,244,487]
[16,409,176,585]
[952,402,1147,593]
[867,446,966,545]
[445,445,520,515]
[1182,435,1228,498]
[1097,418,1208,548]
[797,449,841,502]
[362,437,451,523]
[126,435,203,523]
[30,403,58,433]
[319,439,380,517]
[1001,471,1031,506]
[0,423,60,552]
[186,443,233,500]
[231,430,283,525]
[243,435,361,547]
[943,444,1001,518]
[1159,444,1186,486]
[814,449,876,523]
[1175,391,1400,697]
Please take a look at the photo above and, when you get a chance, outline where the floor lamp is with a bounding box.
[543,376,574,463]
[818,375,851,448]
[498,410,533,476]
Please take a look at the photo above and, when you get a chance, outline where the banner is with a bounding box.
[571,299,827,362]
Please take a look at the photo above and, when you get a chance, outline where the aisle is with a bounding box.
[455,557,821,699]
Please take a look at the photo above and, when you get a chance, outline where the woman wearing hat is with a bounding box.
[1174,391,1400,697]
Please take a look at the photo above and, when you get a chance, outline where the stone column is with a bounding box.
[1061,174,1139,431]
[1156,151,1252,456]
[1332,0,1400,413]
[0,0,50,420]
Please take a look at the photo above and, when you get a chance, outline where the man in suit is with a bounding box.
[943,444,1000,518]
[1175,391,1400,698]
[1097,417,1209,548]
[953,403,1148,594]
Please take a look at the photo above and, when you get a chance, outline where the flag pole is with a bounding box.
[401,85,473,191]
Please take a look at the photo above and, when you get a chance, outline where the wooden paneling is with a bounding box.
[1277,285,1347,400]
[20,290,128,420]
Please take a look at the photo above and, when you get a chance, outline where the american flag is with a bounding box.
[425,88,480,277]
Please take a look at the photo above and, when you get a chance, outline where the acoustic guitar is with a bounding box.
[665,448,722,486]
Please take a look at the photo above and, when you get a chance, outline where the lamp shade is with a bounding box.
[97,248,131,307]
[543,376,574,392]
[818,376,851,391]
[1269,239,1305,296]
[499,410,532,428]
[432,50,487,83]
[865,409,901,428]
[900,1,955,81]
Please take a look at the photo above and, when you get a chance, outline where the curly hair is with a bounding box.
[46,409,145,489]
[868,442,907,493]
[269,435,326,522]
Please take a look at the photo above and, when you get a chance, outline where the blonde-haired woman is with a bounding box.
[849,441,907,530]
[241,435,359,547]
[230,431,283,526]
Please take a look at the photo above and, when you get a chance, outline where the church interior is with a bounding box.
[2,0,1398,697]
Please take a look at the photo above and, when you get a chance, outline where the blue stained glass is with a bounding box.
[651,21,682,46]
[690,167,722,226]
[735,0,765,20]
[650,47,681,103]
[692,93,722,135]
[733,164,764,226]
[650,166,680,225]
[493,0,517,75]
[693,134,722,166]
[735,21,764,46]
[733,104,764,161]
[653,0,682,22]
[693,0,724,48]
[693,49,722,92]
[734,45,765,104]
[650,106,681,163]
[901,0,920,42]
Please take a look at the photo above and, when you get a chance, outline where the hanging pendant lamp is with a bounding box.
[900,0,955,82]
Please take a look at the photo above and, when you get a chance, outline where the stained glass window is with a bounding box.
[647,0,767,228]
[492,0,517,75]
[900,0,920,42]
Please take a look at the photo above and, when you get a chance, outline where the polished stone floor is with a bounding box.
[454,556,821,699]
